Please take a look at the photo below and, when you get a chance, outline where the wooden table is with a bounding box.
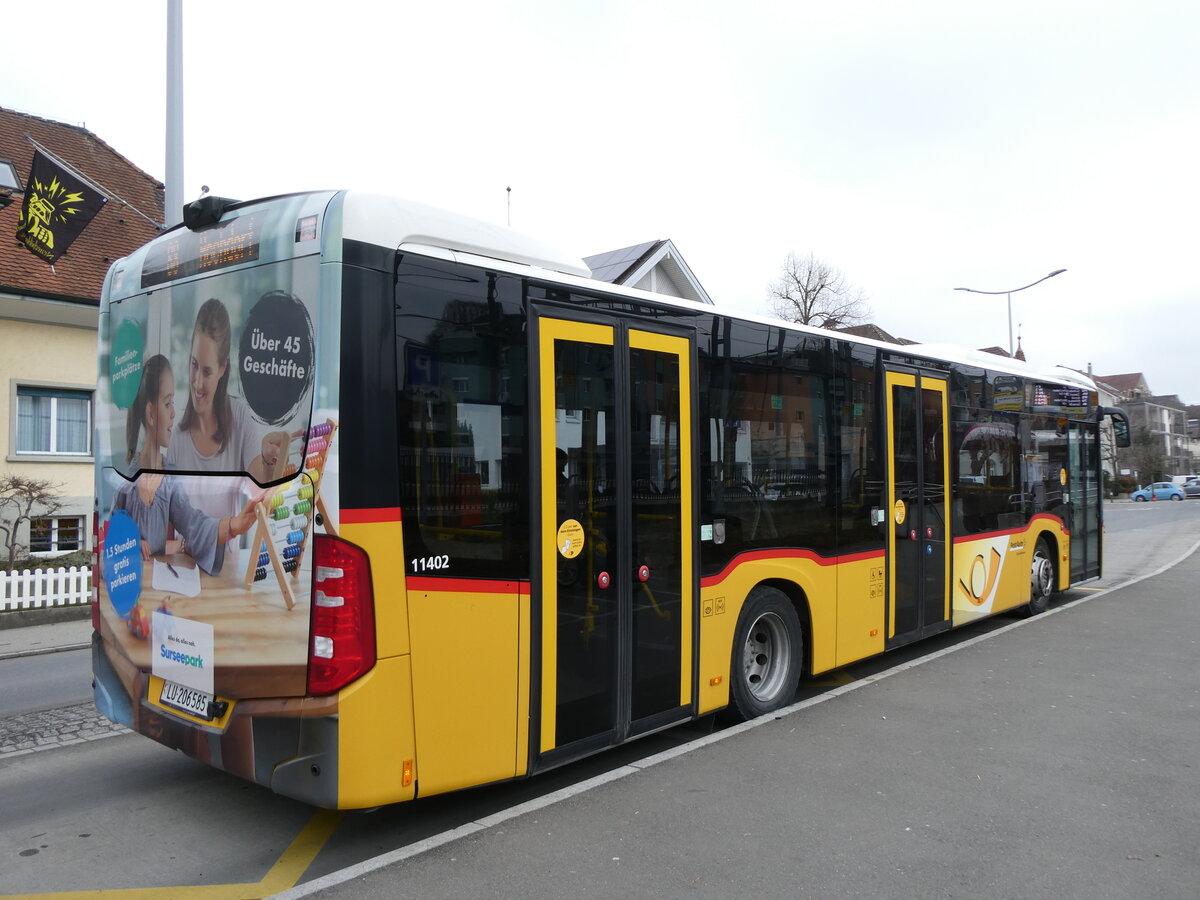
[98,549,311,699]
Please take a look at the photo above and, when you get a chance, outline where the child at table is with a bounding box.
[118,355,258,575]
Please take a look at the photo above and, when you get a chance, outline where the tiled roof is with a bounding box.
[585,239,713,305]
[584,240,664,285]
[836,323,918,345]
[1147,394,1187,411]
[1,106,163,305]
[1094,372,1149,396]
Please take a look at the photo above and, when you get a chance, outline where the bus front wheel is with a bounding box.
[728,587,803,721]
[1024,537,1055,617]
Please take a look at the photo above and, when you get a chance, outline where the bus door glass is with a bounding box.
[1068,422,1101,580]
[536,315,694,760]
[886,371,950,643]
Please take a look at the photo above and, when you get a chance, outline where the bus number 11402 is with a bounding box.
[412,555,450,573]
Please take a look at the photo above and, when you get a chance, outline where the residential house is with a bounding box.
[1094,371,1193,478]
[585,239,712,304]
[836,323,917,346]
[1186,405,1200,473]
[1,107,162,559]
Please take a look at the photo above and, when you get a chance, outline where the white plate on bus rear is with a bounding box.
[159,679,213,719]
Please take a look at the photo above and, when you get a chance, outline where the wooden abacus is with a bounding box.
[242,418,338,609]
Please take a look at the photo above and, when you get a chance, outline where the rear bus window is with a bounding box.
[395,259,530,580]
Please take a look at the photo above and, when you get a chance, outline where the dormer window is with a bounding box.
[0,159,20,209]
[0,159,20,192]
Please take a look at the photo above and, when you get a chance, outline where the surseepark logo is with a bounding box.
[159,632,205,670]
[152,613,215,695]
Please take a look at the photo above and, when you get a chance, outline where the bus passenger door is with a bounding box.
[1067,422,1101,580]
[534,314,695,766]
[886,370,950,645]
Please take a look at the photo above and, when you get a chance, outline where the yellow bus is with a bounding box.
[91,191,1129,808]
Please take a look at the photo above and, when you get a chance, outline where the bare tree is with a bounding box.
[768,252,871,329]
[0,475,65,566]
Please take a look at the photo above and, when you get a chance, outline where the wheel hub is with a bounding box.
[1031,553,1053,597]
[743,612,791,701]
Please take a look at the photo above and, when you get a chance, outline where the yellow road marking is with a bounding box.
[258,809,345,895]
[4,810,344,900]
[1073,586,1106,592]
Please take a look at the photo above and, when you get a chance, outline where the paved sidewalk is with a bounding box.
[0,614,129,759]
[0,699,128,759]
[0,615,93,661]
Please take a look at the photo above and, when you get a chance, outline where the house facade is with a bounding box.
[1,107,162,559]
[585,239,713,304]
[1095,372,1194,479]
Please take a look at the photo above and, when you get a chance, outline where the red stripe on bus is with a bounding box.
[341,507,403,524]
[701,548,885,588]
[408,576,531,595]
[951,513,1064,544]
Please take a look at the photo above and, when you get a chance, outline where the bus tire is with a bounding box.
[1023,536,1055,617]
[728,586,803,721]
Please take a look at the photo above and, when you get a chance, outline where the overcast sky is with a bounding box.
[5,1,1196,401]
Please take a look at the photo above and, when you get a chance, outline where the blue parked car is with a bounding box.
[1131,482,1185,501]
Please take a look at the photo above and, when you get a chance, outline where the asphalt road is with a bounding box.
[0,648,90,718]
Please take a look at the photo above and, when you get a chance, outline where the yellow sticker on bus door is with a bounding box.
[557,519,584,558]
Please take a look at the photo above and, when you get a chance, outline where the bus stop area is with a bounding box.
[288,525,1200,900]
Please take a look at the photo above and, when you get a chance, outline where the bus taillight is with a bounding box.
[308,534,377,695]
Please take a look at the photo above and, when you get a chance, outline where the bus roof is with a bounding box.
[116,190,1094,395]
[342,192,592,279]
[339,193,1096,394]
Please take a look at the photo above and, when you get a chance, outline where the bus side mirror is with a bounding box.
[1102,407,1131,448]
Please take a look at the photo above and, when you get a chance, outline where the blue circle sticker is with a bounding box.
[104,511,143,619]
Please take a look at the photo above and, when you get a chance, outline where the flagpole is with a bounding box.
[23,134,162,230]
[165,0,184,228]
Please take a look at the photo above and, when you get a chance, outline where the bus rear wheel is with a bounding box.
[1023,537,1055,617]
[728,587,803,721]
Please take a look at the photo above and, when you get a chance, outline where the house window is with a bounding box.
[15,386,92,456]
[0,159,21,209]
[29,516,84,555]
[0,160,19,191]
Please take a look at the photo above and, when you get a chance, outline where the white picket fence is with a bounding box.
[0,566,92,611]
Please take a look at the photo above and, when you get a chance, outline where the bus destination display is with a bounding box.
[141,213,260,288]
[1032,382,1092,415]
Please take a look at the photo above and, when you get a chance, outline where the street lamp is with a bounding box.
[954,269,1067,357]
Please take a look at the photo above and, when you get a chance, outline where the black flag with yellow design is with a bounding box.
[16,150,108,264]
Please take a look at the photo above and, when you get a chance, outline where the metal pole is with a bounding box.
[1007,292,1013,356]
[954,269,1066,357]
[165,0,184,228]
